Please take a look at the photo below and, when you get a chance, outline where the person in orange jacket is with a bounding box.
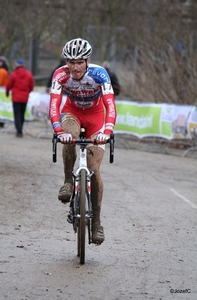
[0,57,9,127]
[0,57,9,86]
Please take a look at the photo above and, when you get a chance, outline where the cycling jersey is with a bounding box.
[49,63,116,137]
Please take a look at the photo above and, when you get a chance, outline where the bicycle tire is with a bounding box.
[77,169,86,264]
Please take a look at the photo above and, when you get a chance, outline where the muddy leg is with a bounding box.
[87,146,104,225]
[58,119,80,203]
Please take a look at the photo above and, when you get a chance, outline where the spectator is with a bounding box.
[45,58,65,93]
[5,59,34,137]
[0,56,9,128]
[0,57,9,86]
[102,61,120,96]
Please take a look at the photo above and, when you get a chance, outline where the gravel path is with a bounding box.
[0,121,197,300]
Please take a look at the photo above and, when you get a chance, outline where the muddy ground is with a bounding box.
[0,121,197,300]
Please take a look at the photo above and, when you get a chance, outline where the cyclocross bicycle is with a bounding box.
[52,129,114,264]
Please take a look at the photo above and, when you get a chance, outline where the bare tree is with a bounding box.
[119,0,197,105]
[1,0,196,104]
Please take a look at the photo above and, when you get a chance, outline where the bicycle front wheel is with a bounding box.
[77,169,86,264]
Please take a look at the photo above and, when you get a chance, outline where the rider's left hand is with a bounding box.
[58,132,73,143]
[96,132,110,144]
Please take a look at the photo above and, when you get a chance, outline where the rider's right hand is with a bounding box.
[57,133,73,143]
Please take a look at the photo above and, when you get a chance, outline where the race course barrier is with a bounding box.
[115,100,197,141]
[1,88,197,142]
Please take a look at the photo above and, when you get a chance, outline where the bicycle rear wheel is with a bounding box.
[77,169,86,264]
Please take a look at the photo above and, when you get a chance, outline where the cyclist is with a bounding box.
[49,38,116,245]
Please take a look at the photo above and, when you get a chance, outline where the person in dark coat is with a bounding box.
[102,61,120,96]
[5,59,34,137]
[46,58,65,93]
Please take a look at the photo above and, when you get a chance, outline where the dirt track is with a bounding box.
[0,122,197,300]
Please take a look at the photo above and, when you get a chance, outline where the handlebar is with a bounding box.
[52,133,115,164]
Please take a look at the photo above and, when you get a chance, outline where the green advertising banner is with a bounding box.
[0,88,32,120]
[0,90,13,120]
[115,100,196,140]
[115,101,163,137]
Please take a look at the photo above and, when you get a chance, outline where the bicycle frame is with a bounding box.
[71,143,94,235]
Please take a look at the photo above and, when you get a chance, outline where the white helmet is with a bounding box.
[62,38,92,60]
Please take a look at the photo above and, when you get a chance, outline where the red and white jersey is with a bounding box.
[49,63,116,135]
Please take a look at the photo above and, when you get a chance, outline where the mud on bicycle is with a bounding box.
[52,129,114,264]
